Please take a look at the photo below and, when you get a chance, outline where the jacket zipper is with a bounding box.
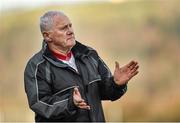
[75,59,96,121]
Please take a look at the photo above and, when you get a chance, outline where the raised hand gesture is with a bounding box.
[113,60,139,86]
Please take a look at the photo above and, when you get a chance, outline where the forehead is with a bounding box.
[53,15,71,26]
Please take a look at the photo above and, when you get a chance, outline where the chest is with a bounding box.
[49,57,101,95]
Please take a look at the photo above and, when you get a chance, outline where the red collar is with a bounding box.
[51,50,72,61]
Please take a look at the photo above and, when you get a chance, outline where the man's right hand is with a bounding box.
[73,87,90,110]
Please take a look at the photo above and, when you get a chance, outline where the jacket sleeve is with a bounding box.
[24,60,77,120]
[90,50,127,101]
[97,57,127,101]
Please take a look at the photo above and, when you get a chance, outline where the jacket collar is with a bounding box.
[42,40,93,67]
[72,41,90,58]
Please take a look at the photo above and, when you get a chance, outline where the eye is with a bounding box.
[59,25,67,30]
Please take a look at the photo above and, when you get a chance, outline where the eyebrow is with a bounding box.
[59,23,72,28]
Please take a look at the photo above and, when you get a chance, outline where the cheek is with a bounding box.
[54,32,65,40]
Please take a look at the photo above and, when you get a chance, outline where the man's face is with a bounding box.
[47,15,76,51]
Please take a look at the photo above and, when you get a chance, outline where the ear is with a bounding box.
[42,31,52,43]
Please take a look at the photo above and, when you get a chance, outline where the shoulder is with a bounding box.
[87,46,99,60]
[73,41,99,59]
[24,50,45,74]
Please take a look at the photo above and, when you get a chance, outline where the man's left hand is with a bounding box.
[113,60,139,86]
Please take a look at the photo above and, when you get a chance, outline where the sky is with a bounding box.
[0,0,126,11]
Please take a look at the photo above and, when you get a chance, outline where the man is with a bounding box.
[24,11,139,122]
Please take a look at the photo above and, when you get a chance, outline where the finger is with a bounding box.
[115,61,120,69]
[74,99,85,107]
[127,60,136,68]
[130,65,139,73]
[78,102,88,106]
[74,87,79,94]
[79,105,91,110]
[76,99,85,103]
[129,68,138,77]
[129,62,138,70]
[127,61,134,68]
[74,87,81,96]
[129,61,138,69]
[129,71,139,78]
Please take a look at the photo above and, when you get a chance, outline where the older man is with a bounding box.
[24,11,139,122]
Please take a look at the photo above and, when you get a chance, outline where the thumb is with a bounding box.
[115,61,120,69]
[74,87,80,95]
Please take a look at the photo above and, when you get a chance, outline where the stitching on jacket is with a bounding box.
[35,60,45,102]
[35,60,69,107]
[45,61,51,83]
[39,99,69,107]
[89,78,101,85]
[53,85,79,96]
[53,98,69,105]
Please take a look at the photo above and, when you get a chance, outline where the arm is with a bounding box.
[92,51,139,101]
[24,61,77,120]
[97,57,128,101]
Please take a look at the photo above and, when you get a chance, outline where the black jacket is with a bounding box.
[24,41,127,122]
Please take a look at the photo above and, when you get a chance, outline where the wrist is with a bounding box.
[113,77,127,87]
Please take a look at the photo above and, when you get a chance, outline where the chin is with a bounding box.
[67,39,76,48]
[67,38,75,44]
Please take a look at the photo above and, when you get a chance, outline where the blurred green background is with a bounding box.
[0,0,180,122]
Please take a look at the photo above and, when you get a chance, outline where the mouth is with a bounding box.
[67,36,74,41]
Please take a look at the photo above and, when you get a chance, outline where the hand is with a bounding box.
[113,60,139,85]
[73,87,90,110]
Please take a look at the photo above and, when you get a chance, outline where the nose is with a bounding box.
[67,25,73,35]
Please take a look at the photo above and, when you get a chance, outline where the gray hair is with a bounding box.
[39,11,66,33]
